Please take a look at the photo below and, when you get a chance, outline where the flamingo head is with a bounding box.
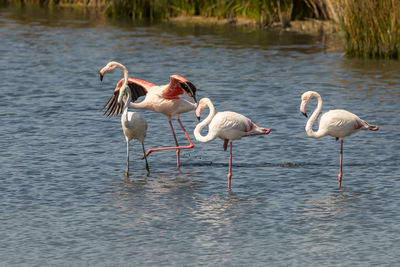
[99,61,120,81]
[195,97,212,121]
[300,91,315,118]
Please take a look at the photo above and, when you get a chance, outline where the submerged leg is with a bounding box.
[125,140,130,177]
[143,118,194,169]
[338,138,343,187]
[227,141,233,189]
[142,142,150,174]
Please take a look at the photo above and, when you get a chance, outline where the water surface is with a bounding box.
[0,7,399,266]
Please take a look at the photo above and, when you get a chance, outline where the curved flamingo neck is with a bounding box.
[122,85,131,116]
[305,92,326,138]
[194,99,217,143]
[115,62,129,88]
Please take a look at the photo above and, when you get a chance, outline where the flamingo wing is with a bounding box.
[162,74,197,103]
[102,78,154,117]
[211,111,253,140]
[319,109,365,137]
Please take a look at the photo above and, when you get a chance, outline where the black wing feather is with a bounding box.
[101,81,148,117]
[128,82,147,102]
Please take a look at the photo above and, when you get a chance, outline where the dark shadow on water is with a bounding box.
[183,161,383,168]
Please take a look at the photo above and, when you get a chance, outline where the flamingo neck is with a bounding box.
[193,99,217,143]
[305,92,326,138]
[115,63,129,88]
[123,88,132,116]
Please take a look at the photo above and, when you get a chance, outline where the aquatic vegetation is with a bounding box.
[342,0,400,59]
[105,0,297,27]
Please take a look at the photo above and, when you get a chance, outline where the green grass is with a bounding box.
[342,0,400,59]
[105,0,296,26]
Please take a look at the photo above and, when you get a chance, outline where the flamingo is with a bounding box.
[118,82,150,176]
[100,62,150,176]
[99,61,198,169]
[194,97,271,190]
[300,91,379,187]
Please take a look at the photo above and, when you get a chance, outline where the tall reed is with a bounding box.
[342,0,400,59]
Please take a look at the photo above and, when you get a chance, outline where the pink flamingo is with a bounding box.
[194,98,271,190]
[300,91,379,187]
[100,61,198,169]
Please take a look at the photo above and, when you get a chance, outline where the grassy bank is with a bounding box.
[342,0,400,59]
[2,0,399,59]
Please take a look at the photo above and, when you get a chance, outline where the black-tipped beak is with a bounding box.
[100,73,104,81]
[196,116,201,122]
[302,112,308,118]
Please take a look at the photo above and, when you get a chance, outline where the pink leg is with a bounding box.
[143,118,194,168]
[227,141,233,189]
[223,139,229,151]
[338,138,343,187]
[168,120,181,168]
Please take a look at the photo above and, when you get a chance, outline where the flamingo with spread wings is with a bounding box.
[100,61,198,169]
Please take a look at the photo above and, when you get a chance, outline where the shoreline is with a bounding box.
[168,15,341,36]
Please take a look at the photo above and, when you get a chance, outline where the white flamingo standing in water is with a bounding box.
[194,97,271,190]
[100,62,150,176]
[100,61,198,169]
[300,91,379,187]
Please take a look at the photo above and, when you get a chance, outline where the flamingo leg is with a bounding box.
[125,140,130,177]
[143,118,194,168]
[338,138,343,187]
[227,141,233,189]
[223,139,229,151]
[142,142,150,174]
[167,120,181,168]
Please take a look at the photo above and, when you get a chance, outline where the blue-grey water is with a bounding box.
[1,7,399,266]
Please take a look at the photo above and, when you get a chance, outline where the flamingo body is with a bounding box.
[317,109,376,138]
[194,98,270,190]
[122,111,147,144]
[300,91,379,187]
[206,111,262,141]
[100,62,198,169]
[132,85,196,118]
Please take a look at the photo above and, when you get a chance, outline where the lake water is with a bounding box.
[0,6,399,266]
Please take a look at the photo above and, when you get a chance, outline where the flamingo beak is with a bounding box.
[99,65,109,81]
[195,105,202,121]
[300,100,308,118]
